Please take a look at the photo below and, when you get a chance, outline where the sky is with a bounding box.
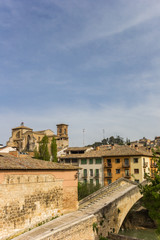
[1,0,160,147]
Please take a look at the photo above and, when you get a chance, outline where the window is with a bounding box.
[107,169,112,177]
[135,179,139,183]
[81,159,87,164]
[133,158,138,163]
[125,169,129,176]
[134,169,139,174]
[65,159,70,164]
[83,169,87,178]
[95,169,99,177]
[124,158,129,167]
[124,158,129,164]
[116,169,120,174]
[16,131,20,138]
[115,159,120,163]
[107,179,112,185]
[84,179,87,184]
[72,159,78,163]
[90,179,93,184]
[89,159,93,164]
[96,179,99,186]
[96,158,102,164]
[90,169,93,177]
[107,159,111,164]
[107,159,112,167]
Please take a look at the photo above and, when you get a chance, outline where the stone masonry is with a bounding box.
[0,154,78,240]
[13,178,143,240]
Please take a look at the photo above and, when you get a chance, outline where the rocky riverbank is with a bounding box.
[121,200,156,230]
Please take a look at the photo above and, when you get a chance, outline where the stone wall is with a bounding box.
[0,170,78,240]
[44,215,97,240]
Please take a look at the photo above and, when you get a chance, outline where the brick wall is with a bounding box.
[0,170,78,240]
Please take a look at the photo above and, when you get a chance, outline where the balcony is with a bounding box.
[82,175,87,178]
[104,163,112,168]
[94,175,100,179]
[151,163,157,168]
[143,162,148,168]
[122,173,131,178]
[72,162,79,166]
[105,173,112,178]
[122,163,130,168]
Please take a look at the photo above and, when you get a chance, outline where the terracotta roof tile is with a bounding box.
[0,154,78,170]
[60,145,152,159]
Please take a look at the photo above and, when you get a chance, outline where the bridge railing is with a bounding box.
[79,178,137,207]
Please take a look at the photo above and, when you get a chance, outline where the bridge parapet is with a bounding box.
[13,179,144,240]
[79,178,137,208]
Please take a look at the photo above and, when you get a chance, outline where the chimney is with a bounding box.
[96,146,100,151]
[135,144,138,151]
[111,144,114,150]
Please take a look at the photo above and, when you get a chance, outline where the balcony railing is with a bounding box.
[151,163,157,168]
[105,173,112,178]
[104,163,112,168]
[82,174,87,178]
[122,163,130,168]
[94,175,100,179]
[143,162,148,168]
[122,173,131,178]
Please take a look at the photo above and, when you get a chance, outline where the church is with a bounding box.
[7,122,69,153]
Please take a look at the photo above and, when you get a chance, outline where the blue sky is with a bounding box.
[1,0,160,146]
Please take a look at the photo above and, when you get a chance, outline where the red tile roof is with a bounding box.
[0,154,78,170]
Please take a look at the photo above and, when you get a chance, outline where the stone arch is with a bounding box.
[115,187,142,233]
[95,184,143,237]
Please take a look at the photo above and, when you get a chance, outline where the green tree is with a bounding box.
[51,136,57,162]
[139,149,160,233]
[34,147,39,159]
[78,182,101,200]
[38,135,50,161]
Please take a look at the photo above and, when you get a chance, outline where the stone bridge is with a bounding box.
[14,178,144,240]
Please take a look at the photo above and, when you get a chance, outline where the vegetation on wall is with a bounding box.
[139,148,160,233]
[34,135,58,162]
[78,182,101,201]
[51,136,58,162]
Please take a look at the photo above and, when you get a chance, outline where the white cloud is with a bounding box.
[57,0,160,49]
[1,94,160,147]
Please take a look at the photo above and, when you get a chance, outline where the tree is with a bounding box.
[38,135,50,161]
[139,148,160,233]
[51,136,57,162]
[34,147,39,159]
[78,182,101,200]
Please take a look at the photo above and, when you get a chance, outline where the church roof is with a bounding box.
[12,125,33,130]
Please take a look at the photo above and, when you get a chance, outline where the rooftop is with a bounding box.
[60,145,152,159]
[12,125,33,131]
[65,147,91,151]
[0,154,78,170]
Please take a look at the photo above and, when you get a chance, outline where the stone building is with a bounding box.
[60,145,154,186]
[0,153,78,239]
[7,122,69,152]
[102,145,152,185]
[60,149,105,186]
